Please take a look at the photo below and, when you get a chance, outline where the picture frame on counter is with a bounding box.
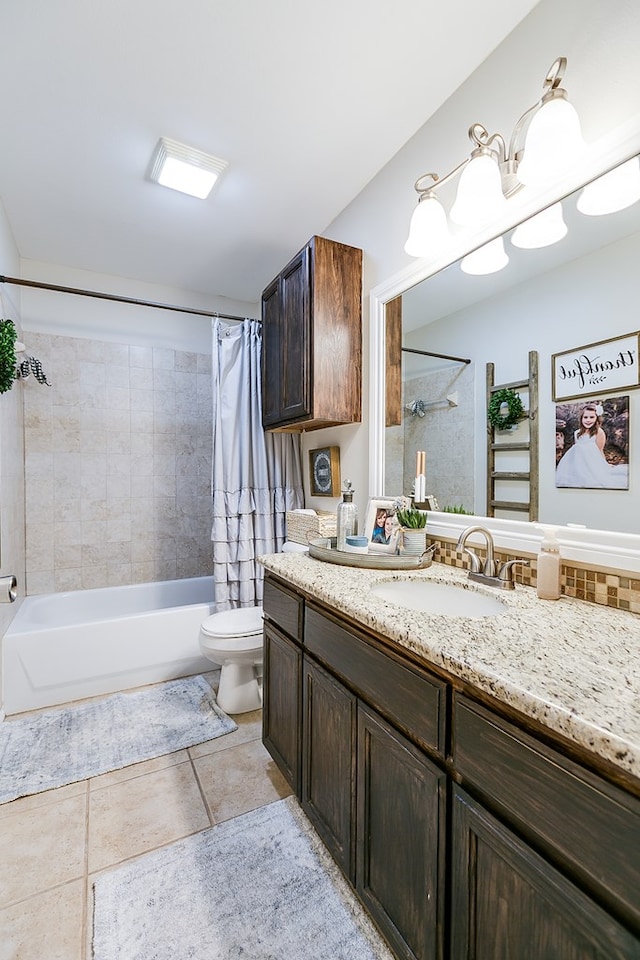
[364,497,401,554]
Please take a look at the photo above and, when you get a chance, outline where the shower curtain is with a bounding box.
[211,318,304,609]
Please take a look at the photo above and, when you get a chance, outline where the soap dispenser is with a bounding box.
[336,480,358,551]
[536,526,561,600]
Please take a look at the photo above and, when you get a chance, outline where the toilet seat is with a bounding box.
[200,605,263,640]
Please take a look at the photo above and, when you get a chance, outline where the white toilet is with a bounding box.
[199,540,307,714]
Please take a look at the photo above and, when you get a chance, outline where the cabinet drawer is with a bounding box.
[263,576,303,641]
[453,694,640,929]
[305,605,445,755]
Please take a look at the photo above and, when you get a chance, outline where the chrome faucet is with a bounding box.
[455,525,528,591]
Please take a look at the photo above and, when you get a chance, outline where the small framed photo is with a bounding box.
[309,446,341,497]
[364,497,402,554]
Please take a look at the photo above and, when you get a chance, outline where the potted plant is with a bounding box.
[0,319,17,395]
[395,505,428,555]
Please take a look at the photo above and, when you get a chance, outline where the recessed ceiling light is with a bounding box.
[149,137,228,199]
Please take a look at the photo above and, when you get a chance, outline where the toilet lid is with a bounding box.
[201,605,264,639]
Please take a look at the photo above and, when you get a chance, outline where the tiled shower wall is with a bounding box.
[23,332,214,594]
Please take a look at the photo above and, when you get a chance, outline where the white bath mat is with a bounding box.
[93,796,394,960]
[0,675,237,804]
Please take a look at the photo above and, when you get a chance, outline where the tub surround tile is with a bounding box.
[259,553,640,782]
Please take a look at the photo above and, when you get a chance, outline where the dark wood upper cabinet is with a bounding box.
[261,235,363,431]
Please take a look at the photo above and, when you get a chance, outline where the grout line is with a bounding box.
[82,778,91,959]
[190,752,216,827]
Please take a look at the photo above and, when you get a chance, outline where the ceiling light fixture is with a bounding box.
[149,137,228,199]
[404,57,584,259]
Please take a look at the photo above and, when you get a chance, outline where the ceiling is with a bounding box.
[0,0,541,304]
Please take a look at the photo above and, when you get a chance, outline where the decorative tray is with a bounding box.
[308,538,434,570]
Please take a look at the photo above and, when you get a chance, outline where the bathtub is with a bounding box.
[3,577,216,715]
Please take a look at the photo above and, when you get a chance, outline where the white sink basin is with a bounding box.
[370,580,508,618]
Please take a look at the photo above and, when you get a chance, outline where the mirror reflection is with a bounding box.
[384,155,640,534]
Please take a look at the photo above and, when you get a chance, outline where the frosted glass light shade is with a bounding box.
[577,157,640,216]
[404,194,450,257]
[149,138,228,199]
[511,202,567,249]
[517,97,585,186]
[461,237,509,275]
[450,154,507,226]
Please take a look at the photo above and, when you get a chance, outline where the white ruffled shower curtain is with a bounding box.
[211,317,304,609]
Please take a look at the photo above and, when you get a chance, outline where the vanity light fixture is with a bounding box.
[149,137,228,199]
[404,57,584,258]
[576,156,640,216]
[460,237,509,276]
[511,201,568,249]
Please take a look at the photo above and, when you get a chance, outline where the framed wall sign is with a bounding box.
[552,331,639,401]
[309,446,341,497]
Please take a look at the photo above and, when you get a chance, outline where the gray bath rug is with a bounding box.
[0,675,237,804]
[93,796,394,960]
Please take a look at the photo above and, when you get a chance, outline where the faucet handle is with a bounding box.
[498,558,529,584]
[459,546,482,574]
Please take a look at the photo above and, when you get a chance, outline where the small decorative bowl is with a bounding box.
[344,535,369,554]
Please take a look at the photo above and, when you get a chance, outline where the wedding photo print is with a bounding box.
[555,396,629,489]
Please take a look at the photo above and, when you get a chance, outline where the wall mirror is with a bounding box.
[369,124,640,569]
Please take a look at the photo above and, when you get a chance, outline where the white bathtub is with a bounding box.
[3,577,215,715]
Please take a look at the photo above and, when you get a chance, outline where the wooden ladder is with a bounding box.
[486,350,539,521]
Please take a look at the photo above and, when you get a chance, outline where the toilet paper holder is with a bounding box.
[0,575,17,603]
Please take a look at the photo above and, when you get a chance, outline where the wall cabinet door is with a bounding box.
[301,656,356,880]
[262,623,302,796]
[451,785,640,960]
[357,703,446,960]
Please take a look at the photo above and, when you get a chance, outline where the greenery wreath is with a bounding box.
[0,319,17,395]
[487,387,525,430]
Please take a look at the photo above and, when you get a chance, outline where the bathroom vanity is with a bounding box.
[259,553,640,960]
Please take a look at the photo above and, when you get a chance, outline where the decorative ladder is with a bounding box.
[486,350,539,521]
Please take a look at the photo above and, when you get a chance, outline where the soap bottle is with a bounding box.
[336,480,358,551]
[536,526,561,600]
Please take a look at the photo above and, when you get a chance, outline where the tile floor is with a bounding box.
[0,676,292,960]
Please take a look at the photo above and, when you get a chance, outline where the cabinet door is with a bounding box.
[357,703,446,960]
[451,786,640,960]
[302,657,356,880]
[262,624,302,796]
[261,276,282,427]
[279,245,310,423]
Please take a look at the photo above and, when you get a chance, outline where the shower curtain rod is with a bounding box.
[402,346,470,364]
[0,274,254,323]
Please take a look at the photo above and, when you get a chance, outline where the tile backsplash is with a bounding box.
[23,332,214,594]
[433,537,640,615]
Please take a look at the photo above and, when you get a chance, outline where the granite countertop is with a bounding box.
[259,552,640,782]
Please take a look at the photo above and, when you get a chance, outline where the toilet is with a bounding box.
[199,540,307,713]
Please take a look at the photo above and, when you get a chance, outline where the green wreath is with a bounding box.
[0,319,17,395]
[488,387,525,430]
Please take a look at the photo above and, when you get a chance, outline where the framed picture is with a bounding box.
[309,446,340,497]
[555,395,629,489]
[552,332,639,401]
[363,497,402,554]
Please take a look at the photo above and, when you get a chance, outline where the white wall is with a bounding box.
[311,0,640,522]
[0,193,25,713]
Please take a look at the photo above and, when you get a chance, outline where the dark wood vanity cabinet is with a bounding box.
[262,574,640,960]
[261,235,363,431]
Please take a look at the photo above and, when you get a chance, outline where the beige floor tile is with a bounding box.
[88,760,209,873]
[0,779,87,821]
[0,879,85,960]
[188,708,263,759]
[0,793,87,908]
[193,738,292,824]
[89,748,190,791]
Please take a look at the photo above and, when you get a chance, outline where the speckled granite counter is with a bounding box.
[259,552,640,782]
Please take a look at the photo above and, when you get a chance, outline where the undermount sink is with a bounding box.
[370,580,508,618]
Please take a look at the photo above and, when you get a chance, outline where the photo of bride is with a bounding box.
[555,396,629,490]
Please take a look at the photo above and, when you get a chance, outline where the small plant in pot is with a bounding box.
[396,506,428,556]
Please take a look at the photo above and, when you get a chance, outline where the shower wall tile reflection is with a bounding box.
[23,333,213,595]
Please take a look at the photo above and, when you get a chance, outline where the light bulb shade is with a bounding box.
[450,153,507,226]
[404,194,449,257]
[517,96,585,186]
[511,202,567,249]
[576,157,640,216]
[460,237,509,275]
